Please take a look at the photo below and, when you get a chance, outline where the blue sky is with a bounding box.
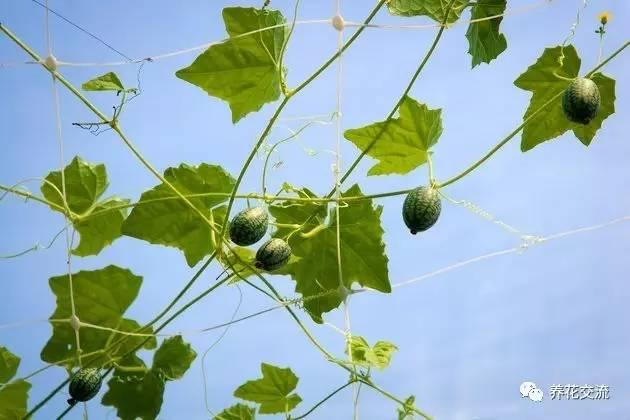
[1,0,629,419]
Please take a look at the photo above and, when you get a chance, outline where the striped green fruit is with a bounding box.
[67,368,102,405]
[229,207,269,246]
[255,238,292,271]
[402,186,441,234]
[562,78,600,125]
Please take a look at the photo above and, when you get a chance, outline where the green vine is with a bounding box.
[0,1,626,419]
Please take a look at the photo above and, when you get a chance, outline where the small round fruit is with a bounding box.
[562,78,600,125]
[402,186,441,234]
[67,368,102,405]
[229,207,269,246]
[255,238,291,271]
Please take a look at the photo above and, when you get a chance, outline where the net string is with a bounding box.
[202,284,244,418]
[438,190,542,245]
[50,27,83,371]
[388,215,630,290]
[31,0,132,62]
[332,0,359,415]
[331,0,360,417]
[1,0,551,68]
[5,212,628,391]
[44,1,88,416]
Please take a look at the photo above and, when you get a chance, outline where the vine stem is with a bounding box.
[218,0,388,245]
[2,24,330,407]
[437,40,629,189]
[0,27,305,416]
[9,6,391,369]
[55,404,73,420]
[135,252,216,331]
[586,40,628,76]
[23,253,217,419]
[0,23,223,243]
[282,0,458,265]
[437,90,563,188]
[0,184,65,211]
[0,184,416,222]
[55,274,234,420]
[288,0,459,244]
[248,274,351,372]
[291,381,356,419]
[358,380,432,420]
[338,0,457,188]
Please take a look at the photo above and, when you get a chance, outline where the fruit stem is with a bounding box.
[427,154,437,188]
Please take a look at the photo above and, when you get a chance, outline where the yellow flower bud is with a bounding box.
[598,11,611,25]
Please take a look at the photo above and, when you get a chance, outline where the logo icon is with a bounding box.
[520,381,544,402]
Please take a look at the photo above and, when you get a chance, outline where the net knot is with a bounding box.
[69,314,81,332]
[332,14,345,31]
[44,54,58,71]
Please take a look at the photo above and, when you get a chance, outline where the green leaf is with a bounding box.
[386,0,469,24]
[0,380,31,419]
[82,72,125,92]
[0,347,20,383]
[102,336,195,420]
[514,45,616,151]
[152,336,196,381]
[176,7,288,123]
[344,96,442,176]
[73,197,130,257]
[214,403,256,420]
[102,366,165,420]
[465,0,507,67]
[41,156,108,214]
[234,363,302,414]
[397,395,416,420]
[270,185,390,322]
[122,163,235,267]
[41,156,129,256]
[41,265,154,369]
[347,336,398,370]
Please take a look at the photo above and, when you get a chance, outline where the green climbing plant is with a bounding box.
[0,1,627,419]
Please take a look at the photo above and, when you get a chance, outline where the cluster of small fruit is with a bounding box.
[228,207,292,271]
[62,76,602,409]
